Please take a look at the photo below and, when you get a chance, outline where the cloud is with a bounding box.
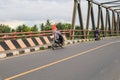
[0,0,114,28]
[0,0,73,21]
[0,20,25,28]
[0,0,74,28]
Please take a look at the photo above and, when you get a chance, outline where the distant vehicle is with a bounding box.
[95,34,100,41]
[94,28,100,41]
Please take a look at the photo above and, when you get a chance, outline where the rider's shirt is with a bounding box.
[53,30,61,40]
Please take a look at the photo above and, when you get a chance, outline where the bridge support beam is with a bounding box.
[71,0,77,40]
[97,6,105,37]
[119,14,120,34]
[71,0,84,39]
[101,8,105,37]
[112,11,115,36]
[113,12,117,36]
[86,0,96,38]
[71,0,120,39]
[105,9,112,37]
[77,0,84,39]
[112,11,117,36]
[117,13,120,35]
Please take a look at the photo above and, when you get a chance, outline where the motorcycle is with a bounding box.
[95,34,100,41]
[51,39,64,50]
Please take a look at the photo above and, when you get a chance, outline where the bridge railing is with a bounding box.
[71,30,120,39]
[0,30,119,41]
[0,30,69,40]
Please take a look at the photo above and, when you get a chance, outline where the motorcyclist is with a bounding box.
[52,23,64,45]
[94,28,100,40]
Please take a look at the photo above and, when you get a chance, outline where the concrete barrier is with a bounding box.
[0,35,116,59]
[0,35,68,59]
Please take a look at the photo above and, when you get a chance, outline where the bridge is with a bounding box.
[0,0,120,80]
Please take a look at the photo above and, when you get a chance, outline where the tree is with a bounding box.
[16,25,23,32]
[63,23,71,30]
[75,25,81,35]
[40,23,45,31]
[44,19,52,30]
[16,24,31,32]
[31,25,38,31]
[40,20,72,31]
[0,24,11,33]
[11,29,16,32]
[57,22,64,30]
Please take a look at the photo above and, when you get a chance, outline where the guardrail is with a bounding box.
[0,30,120,40]
[0,30,69,40]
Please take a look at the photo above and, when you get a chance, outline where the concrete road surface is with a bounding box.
[0,38,120,80]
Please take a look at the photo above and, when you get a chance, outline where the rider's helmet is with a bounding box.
[52,22,57,31]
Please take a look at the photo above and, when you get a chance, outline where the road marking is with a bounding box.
[5,41,120,80]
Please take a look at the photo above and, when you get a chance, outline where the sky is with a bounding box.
[0,0,115,29]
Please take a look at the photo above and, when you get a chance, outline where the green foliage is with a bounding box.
[40,19,51,31]
[56,23,71,30]
[40,47,45,50]
[0,20,73,33]
[16,24,31,32]
[11,29,16,32]
[0,24,11,33]
[44,19,51,30]
[57,22,64,30]
[63,23,71,30]
[74,25,82,38]
[75,25,81,34]
[40,23,45,31]
[31,25,38,31]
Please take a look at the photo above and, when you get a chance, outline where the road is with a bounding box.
[0,38,120,80]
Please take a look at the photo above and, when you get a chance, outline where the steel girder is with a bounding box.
[71,0,84,39]
[71,0,120,39]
